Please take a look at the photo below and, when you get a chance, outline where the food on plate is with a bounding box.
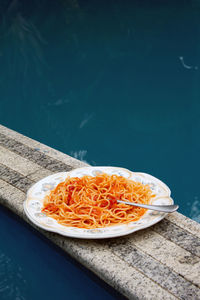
[42,173,155,229]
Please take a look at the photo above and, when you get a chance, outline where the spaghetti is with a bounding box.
[42,173,155,229]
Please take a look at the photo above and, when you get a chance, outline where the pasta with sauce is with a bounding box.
[42,173,155,229]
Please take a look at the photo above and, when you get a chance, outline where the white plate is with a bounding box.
[24,166,173,239]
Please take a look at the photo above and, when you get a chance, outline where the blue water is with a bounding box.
[0,206,125,300]
[1,1,200,220]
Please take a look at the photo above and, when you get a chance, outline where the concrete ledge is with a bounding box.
[0,124,200,300]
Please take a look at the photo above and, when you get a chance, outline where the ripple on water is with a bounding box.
[190,197,200,223]
[0,252,27,300]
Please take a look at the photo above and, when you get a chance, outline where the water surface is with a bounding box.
[0,0,200,220]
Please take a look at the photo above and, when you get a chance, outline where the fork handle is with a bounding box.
[117,200,179,213]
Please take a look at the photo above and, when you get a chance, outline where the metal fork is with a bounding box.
[117,199,179,213]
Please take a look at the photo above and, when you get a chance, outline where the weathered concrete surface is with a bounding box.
[0,124,200,300]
